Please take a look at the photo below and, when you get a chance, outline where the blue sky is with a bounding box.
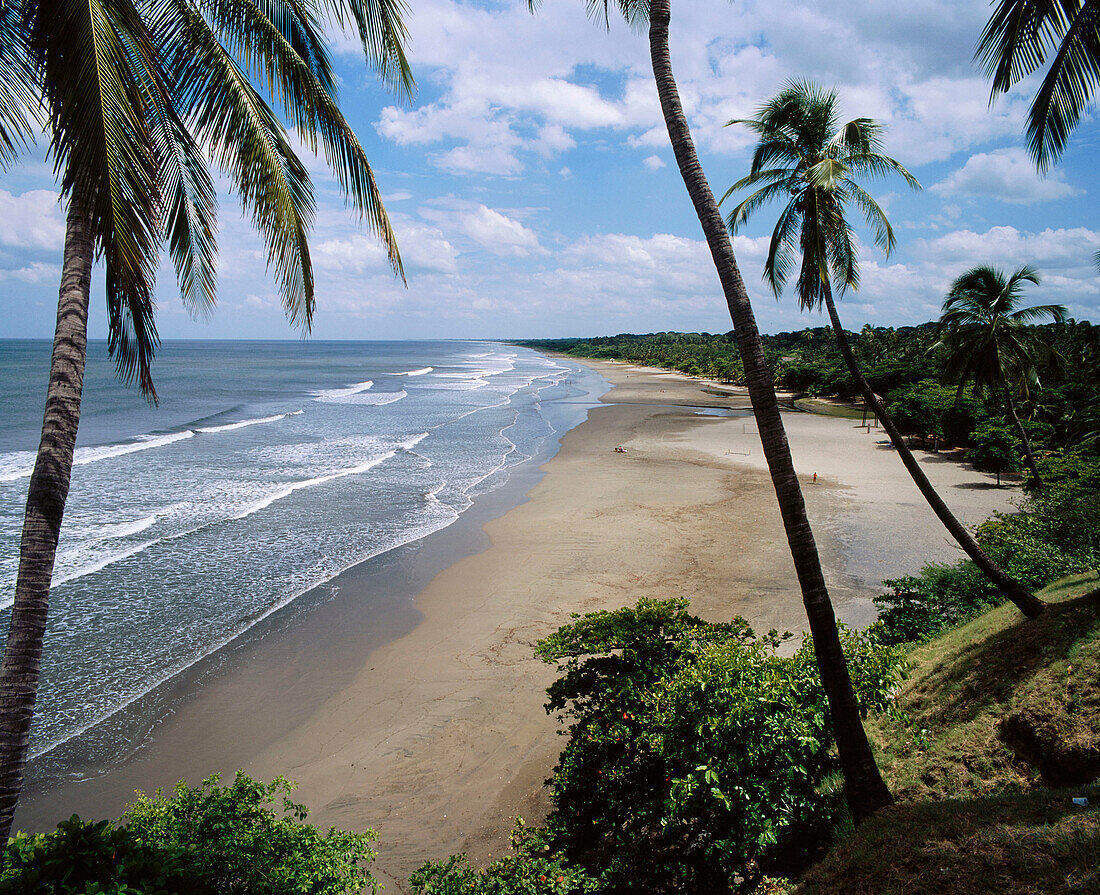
[1,0,1098,342]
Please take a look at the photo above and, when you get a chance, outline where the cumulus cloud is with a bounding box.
[316,224,459,275]
[0,190,65,252]
[367,0,1035,177]
[643,154,666,170]
[932,149,1085,204]
[415,201,543,258]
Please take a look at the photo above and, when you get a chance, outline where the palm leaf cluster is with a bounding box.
[0,0,411,397]
[722,80,919,311]
[977,0,1100,170]
[937,265,1067,400]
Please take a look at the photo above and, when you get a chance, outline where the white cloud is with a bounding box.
[367,0,1038,178]
[643,154,666,170]
[0,189,65,251]
[455,205,542,257]
[932,148,1085,204]
[316,222,459,275]
[0,262,61,284]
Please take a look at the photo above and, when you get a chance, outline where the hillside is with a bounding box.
[798,572,1100,895]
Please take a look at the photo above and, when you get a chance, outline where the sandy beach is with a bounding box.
[15,357,1018,891]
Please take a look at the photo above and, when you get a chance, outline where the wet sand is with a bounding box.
[15,358,1018,891]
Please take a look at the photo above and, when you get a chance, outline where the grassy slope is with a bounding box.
[797,572,1100,895]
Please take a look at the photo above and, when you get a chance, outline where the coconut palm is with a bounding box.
[724,83,1046,621]
[530,0,893,822]
[977,0,1099,171]
[0,0,412,840]
[937,265,1067,489]
[976,1,1100,283]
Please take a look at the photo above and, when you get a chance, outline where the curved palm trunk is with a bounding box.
[648,0,892,823]
[1001,383,1044,489]
[0,196,94,841]
[820,283,1045,618]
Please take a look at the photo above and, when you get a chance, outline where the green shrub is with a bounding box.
[123,772,378,895]
[875,453,1100,644]
[874,564,996,645]
[967,424,1020,483]
[409,823,595,895]
[0,816,203,895]
[534,600,905,893]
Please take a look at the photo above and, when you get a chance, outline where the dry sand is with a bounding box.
[16,358,1019,891]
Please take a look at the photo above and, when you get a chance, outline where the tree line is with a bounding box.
[519,316,1100,462]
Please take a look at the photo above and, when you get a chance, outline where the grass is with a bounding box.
[871,571,1100,798]
[793,571,1100,895]
[797,786,1100,895]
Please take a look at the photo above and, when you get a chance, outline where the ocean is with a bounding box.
[0,340,606,765]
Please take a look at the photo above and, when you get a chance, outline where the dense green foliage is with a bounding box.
[966,424,1020,482]
[875,453,1100,644]
[0,816,202,894]
[1,773,378,895]
[410,823,595,895]
[537,599,903,893]
[518,318,1100,460]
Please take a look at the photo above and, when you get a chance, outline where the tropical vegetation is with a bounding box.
[936,264,1067,489]
[1,772,379,894]
[723,80,1045,621]
[0,0,411,841]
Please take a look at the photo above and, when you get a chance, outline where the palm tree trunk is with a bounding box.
[0,195,94,842]
[1002,383,1044,489]
[648,0,892,824]
[820,282,1045,619]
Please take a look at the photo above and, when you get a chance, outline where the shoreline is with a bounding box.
[15,356,1018,892]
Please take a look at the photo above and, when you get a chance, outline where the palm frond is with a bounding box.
[0,1,40,167]
[976,0,1071,91]
[33,0,165,396]
[828,117,882,156]
[1025,0,1100,169]
[823,198,859,294]
[846,181,895,255]
[1009,302,1068,323]
[140,13,217,315]
[842,152,922,190]
[806,157,848,190]
[184,0,403,279]
[722,177,793,232]
[170,0,316,328]
[795,189,831,310]
[762,198,801,298]
[321,0,415,100]
[720,167,794,201]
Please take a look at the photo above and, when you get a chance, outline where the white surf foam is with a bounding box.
[0,431,196,483]
[313,380,373,402]
[197,412,297,434]
[397,366,433,376]
[231,452,396,521]
[322,389,407,406]
[96,514,159,540]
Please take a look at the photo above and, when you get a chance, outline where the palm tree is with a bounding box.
[937,265,1067,489]
[531,0,893,823]
[0,0,412,841]
[723,82,1047,622]
[977,0,1099,171]
[977,0,1100,274]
